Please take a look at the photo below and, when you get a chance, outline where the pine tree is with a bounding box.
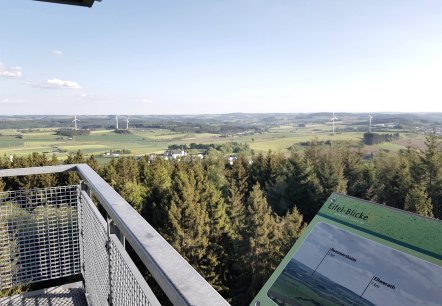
[403,147,425,184]
[276,207,306,255]
[266,151,321,221]
[115,157,140,185]
[249,151,284,190]
[65,150,85,164]
[248,152,266,187]
[373,152,412,209]
[99,159,119,187]
[223,182,247,302]
[308,147,347,203]
[200,174,231,292]
[167,162,215,287]
[227,153,250,201]
[50,154,59,166]
[238,184,277,304]
[119,181,147,212]
[141,158,173,229]
[203,149,227,192]
[404,186,434,218]
[422,132,442,218]
[202,179,230,240]
[86,155,100,171]
[340,146,374,200]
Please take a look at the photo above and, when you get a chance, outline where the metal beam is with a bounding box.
[0,164,76,177]
[34,0,97,8]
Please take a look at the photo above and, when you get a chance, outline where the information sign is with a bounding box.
[251,193,442,306]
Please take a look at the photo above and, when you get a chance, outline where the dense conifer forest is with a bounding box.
[0,133,440,305]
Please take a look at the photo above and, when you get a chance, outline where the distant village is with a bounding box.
[102,148,242,166]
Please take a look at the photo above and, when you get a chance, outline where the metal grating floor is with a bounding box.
[0,282,87,306]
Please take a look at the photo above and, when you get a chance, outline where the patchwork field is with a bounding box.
[0,121,427,163]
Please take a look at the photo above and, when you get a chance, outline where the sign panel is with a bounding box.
[251,193,442,306]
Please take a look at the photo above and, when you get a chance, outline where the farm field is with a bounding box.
[0,122,428,163]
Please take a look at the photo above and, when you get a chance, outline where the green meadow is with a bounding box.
[0,124,425,162]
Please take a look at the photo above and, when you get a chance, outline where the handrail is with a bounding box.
[0,164,230,306]
[0,164,76,177]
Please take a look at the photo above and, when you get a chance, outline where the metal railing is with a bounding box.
[0,164,229,306]
[0,186,80,288]
[79,190,159,306]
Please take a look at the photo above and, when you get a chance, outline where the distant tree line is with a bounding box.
[0,133,441,305]
[363,132,400,145]
[297,139,332,147]
[142,123,265,134]
[168,142,251,154]
[114,129,131,134]
[55,129,90,137]
[110,149,132,154]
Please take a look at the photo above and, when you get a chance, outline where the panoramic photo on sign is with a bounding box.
[251,194,442,306]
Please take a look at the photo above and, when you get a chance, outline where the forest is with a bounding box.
[0,132,440,305]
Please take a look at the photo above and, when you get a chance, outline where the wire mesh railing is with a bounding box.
[0,186,80,289]
[78,190,110,305]
[79,190,160,306]
[109,235,157,306]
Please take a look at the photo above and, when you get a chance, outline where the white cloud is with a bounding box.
[0,98,29,104]
[26,78,81,89]
[52,50,64,56]
[0,62,23,79]
[141,98,153,104]
[48,78,81,89]
[78,93,114,101]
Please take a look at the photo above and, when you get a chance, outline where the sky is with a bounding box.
[1,0,442,115]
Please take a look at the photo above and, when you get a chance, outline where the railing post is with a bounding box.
[108,217,126,248]
[80,180,93,198]
[106,216,113,306]
[106,216,126,305]
[78,187,85,277]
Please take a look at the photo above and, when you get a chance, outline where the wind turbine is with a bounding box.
[126,117,130,130]
[368,114,373,133]
[72,115,80,131]
[331,112,338,135]
[115,115,119,130]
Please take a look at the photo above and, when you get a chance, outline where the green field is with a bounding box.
[0,124,426,161]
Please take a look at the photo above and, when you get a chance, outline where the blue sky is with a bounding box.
[1,0,441,115]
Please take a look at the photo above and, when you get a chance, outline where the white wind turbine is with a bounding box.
[331,112,338,135]
[126,116,130,130]
[369,114,373,133]
[115,115,119,130]
[72,115,80,131]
